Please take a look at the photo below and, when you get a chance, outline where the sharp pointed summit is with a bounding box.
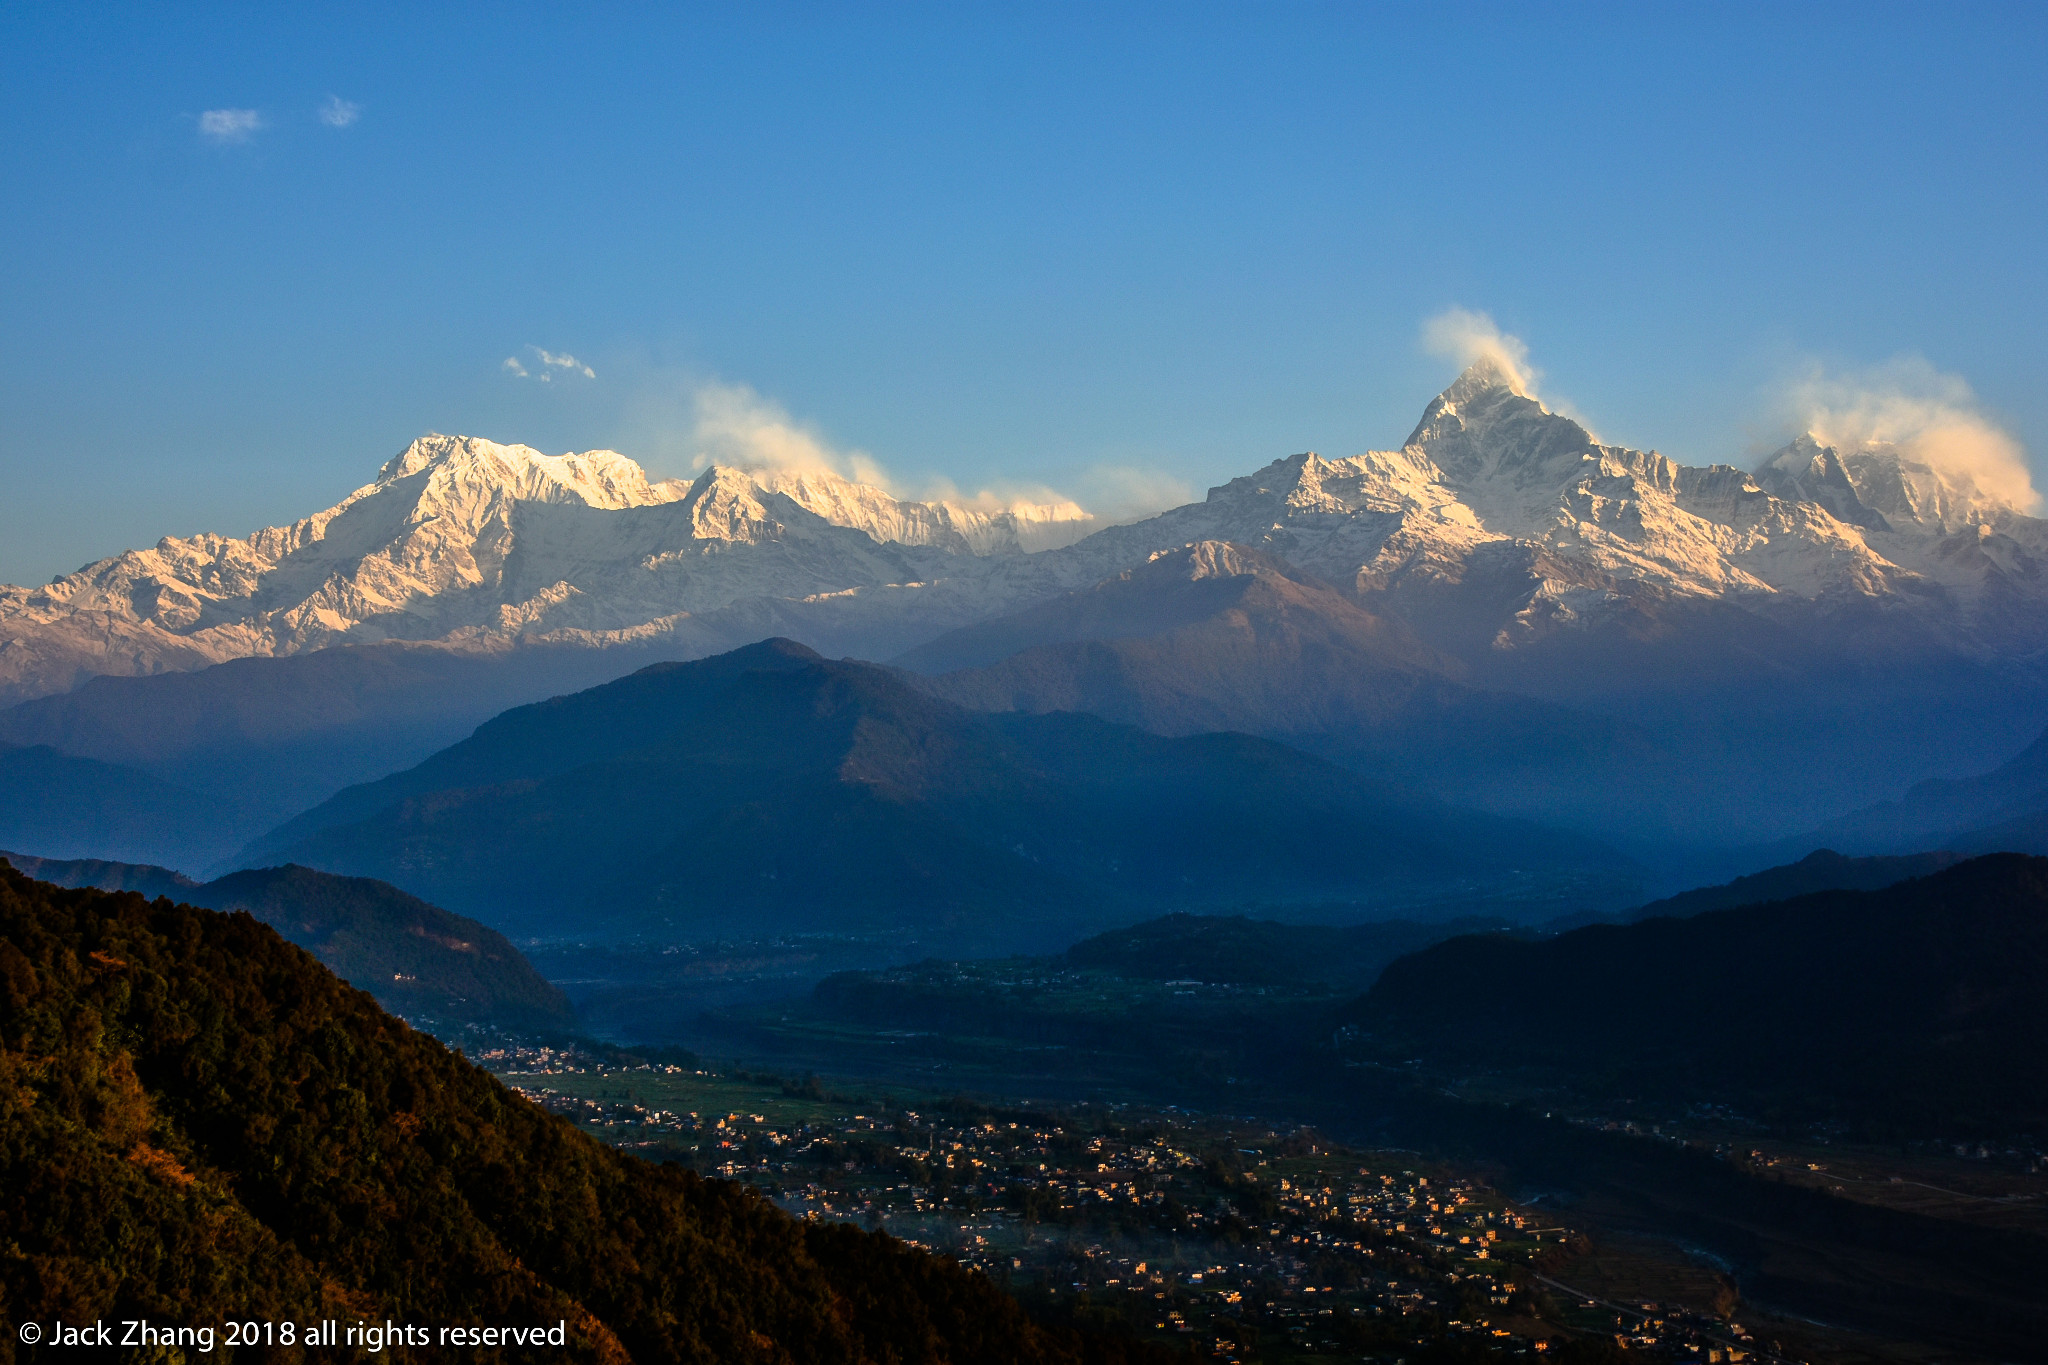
[1437,353,1531,405]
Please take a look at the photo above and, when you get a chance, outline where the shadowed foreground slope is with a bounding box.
[0,867,1163,1365]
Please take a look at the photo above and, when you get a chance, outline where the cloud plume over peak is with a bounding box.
[685,382,1149,524]
[1422,307,1539,397]
[689,382,892,488]
[1787,356,2039,515]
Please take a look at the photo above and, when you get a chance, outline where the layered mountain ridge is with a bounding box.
[235,639,1637,947]
[1346,853,2048,1135]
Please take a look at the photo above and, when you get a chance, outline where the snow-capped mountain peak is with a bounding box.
[1438,353,1530,404]
[1145,539,1270,582]
[370,434,682,510]
[0,432,1114,703]
[1752,436,1892,531]
[1756,433,2030,537]
[1404,362,1604,496]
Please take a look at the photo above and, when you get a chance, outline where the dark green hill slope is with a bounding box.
[241,640,1634,948]
[1346,853,2048,1134]
[0,853,570,1031]
[0,866,1162,1365]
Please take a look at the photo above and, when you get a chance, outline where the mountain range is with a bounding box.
[901,540,1661,822]
[0,435,1098,707]
[1542,846,1966,929]
[8,355,2047,1365]
[11,360,2045,711]
[6,359,2047,860]
[1808,722,2048,856]
[0,639,704,857]
[0,741,241,868]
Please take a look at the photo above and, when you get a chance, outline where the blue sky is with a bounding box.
[3,2,2045,584]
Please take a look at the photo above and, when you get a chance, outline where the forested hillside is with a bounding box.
[0,866,1164,1364]
[0,854,572,1032]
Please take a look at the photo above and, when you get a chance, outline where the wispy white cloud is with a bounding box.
[199,108,263,144]
[503,346,596,383]
[1421,306,1539,397]
[536,348,596,379]
[319,95,360,129]
[1782,355,2039,513]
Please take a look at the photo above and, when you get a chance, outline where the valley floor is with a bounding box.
[472,1044,1971,1365]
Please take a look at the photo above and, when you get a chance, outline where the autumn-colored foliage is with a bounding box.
[0,866,1165,1364]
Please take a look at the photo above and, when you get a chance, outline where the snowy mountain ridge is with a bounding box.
[758,468,1097,555]
[4,364,2045,705]
[0,435,1107,701]
[1044,357,2046,650]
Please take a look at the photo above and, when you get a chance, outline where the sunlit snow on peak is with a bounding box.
[1778,357,2040,519]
